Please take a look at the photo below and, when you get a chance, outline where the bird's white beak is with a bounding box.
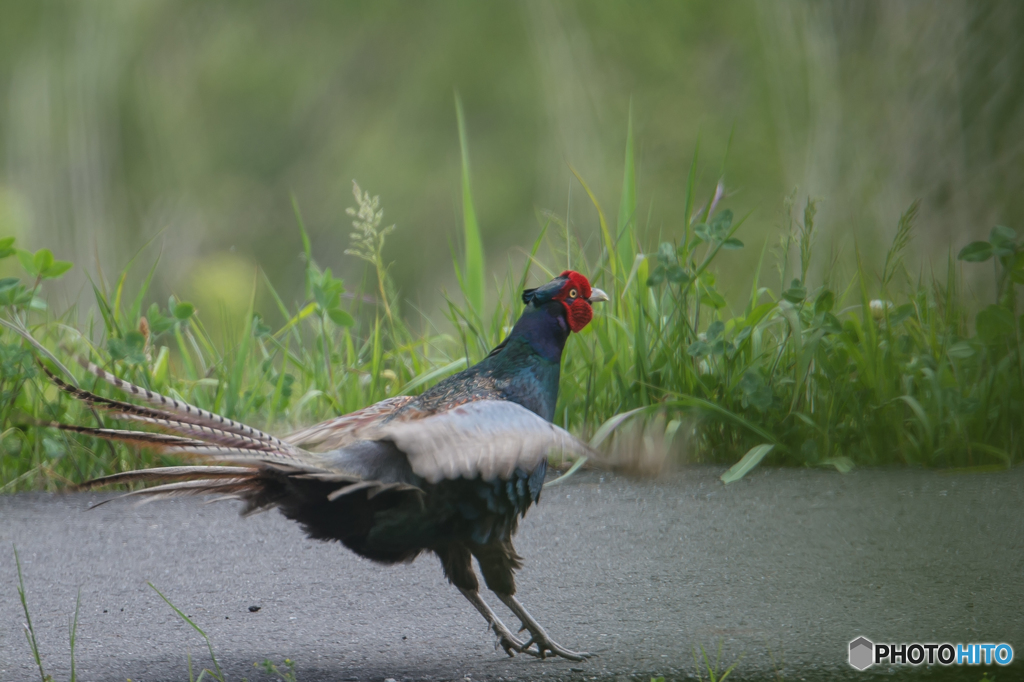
[587,288,610,304]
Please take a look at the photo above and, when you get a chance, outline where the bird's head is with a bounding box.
[521,270,609,333]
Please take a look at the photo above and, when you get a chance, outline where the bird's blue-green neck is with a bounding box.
[401,301,571,424]
[475,301,569,421]
[499,301,570,364]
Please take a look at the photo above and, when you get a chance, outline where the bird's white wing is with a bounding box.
[360,400,593,484]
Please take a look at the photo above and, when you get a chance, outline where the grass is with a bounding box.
[13,546,298,681]
[1,111,1023,492]
[692,641,743,682]
[150,582,299,682]
[15,545,80,682]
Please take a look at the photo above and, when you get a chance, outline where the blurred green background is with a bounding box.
[1,0,1021,322]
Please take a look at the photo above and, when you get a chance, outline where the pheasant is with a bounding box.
[43,270,609,661]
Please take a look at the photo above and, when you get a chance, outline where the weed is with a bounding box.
[12,550,296,681]
[256,659,298,682]
[13,545,81,682]
[149,583,226,682]
[692,640,743,682]
[150,584,302,681]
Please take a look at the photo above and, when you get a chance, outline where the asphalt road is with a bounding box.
[1,467,1021,682]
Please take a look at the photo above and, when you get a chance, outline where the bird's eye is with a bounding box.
[569,288,578,298]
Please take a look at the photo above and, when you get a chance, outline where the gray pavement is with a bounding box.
[1,467,1022,681]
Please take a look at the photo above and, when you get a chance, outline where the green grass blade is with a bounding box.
[455,92,486,316]
[129,253,161,325]
[90,280,120,337]
[112,271,127,325]
[69,588,81,682]
[683,137,699,231]
[569,163,618,280]
[544,454,589,488]
[226,273,258,418]
[720,444,774,484]
[616,99,637,270]
[0,317,77,384]
[14,546,49,682]
[292,193,314,299]
[666,395,781,448]
[149,583,225,682]
[518,215,551,294]
[399,357,467,395]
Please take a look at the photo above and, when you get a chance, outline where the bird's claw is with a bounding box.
[515,631,592,661]
[488,622,526,658]
[489,623,589,661]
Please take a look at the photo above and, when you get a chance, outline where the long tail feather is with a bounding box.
[76,465,257,490]
[72,357,299,453]
[107,414,284,451]
[51,419,321,469]
[116,478,258,500]
[44,363,294,454]
[160,445,320,468]
[41,361,332,478]
[39,358,377,511]
[43,364,204,427]
[48,422,207,448]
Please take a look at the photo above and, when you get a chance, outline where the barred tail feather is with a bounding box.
[108,414,285,451]
[114,478,260,501]
[42,359,329,469]
[48,422,207,448]
[41,358,396,513]
[42,364,204,427]
[160,445,321,469]
[48,422,310,466]
[72,356,300,453]
[76,465,257,490]
[50,420,324,470]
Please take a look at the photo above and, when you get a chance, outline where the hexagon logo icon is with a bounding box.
[849,637,874,670]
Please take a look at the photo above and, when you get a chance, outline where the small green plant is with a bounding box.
[149,583,226,682]
[14,545,81,682]
[766,642,786,681]
[256,658,298,682]
[692,640,743,682]
[15,545,52,682]
[958,225,1024,342]
[151,583,303,681]
[13,553,298,682]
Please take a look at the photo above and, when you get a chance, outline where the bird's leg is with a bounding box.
[496,593,592,661]
[457,587,528,657]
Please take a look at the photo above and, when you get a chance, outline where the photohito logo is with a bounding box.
[848,637,1014,670]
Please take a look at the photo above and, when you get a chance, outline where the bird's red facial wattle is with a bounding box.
[553,271,596,333]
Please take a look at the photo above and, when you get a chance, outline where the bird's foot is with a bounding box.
[487,618,589,661]
[498,593,592,662]
[487,620,527,658]
[516,627,593,661]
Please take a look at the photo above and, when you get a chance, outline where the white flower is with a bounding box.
[869,300,893,319]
